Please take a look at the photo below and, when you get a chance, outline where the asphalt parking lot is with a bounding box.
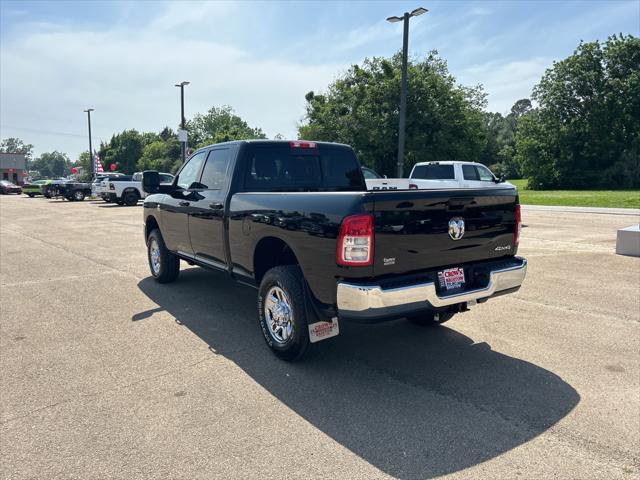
[1,195,639,479]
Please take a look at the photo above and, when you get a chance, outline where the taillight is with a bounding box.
[290,141,317,149]
[337,213,374,266]
[514,204,522,246]
[409,183,418,189]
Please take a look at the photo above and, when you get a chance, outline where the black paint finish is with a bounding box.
[143,140,519,313]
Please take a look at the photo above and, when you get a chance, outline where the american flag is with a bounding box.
[94,151,104,173]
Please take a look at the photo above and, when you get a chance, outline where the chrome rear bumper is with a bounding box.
[337,257,527,321]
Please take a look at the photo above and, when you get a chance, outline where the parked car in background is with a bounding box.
[51,181,92,201]
[92,174,132,202]
[42,179,68,198]
[0,180,22,194]
[21,179,47,197]
[366,161,514,191]
[105,171,173,206]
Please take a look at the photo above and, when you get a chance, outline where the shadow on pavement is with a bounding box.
[136,267,579,479]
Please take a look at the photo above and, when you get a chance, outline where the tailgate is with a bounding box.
[371,188,518,276]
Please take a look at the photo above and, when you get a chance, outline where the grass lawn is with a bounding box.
[510,179,640,209]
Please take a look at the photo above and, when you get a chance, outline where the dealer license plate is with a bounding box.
[438,267,466,291]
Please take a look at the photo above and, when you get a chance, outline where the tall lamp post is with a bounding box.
[83,108,95,180]
[174,81,190,163]
[387,7,427,178]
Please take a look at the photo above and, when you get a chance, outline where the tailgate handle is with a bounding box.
[179,201,190,207]
[209,202,223,210]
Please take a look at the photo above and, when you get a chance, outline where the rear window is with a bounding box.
[244,145,365,191]
[411,164,455,180]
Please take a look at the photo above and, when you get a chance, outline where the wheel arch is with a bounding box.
[253,236,300,286]
[145,214,160,241]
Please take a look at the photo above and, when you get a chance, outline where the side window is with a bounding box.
[176,151,206,190]
[159,174,174,183]
[476,165,495,182]
[462,165,479,181]
[200,149,232,190]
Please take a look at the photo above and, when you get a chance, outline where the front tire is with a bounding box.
[73,190,85,201]
[27,193,35,198]
[147,229,180,283]
[407,311,456,326]
[258,266,311,361]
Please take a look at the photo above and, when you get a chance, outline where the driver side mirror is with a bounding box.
[142,170,160,194]
[495,174,506,183]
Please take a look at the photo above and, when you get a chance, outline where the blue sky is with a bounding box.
[1,0,638,159]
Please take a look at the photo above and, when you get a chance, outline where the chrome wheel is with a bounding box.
[74,190,84,201]
[264,286,294,345]
[149,238,161,275]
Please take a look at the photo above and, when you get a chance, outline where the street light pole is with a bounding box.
[174,81,190,163]
[387,7,427,178]
[83,108,95,180]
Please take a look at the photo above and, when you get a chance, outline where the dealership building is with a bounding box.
[0,153,27,184]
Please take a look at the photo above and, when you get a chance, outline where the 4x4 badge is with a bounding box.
[448,217,465,240]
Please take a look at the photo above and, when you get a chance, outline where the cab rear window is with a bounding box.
[411,164,455,180]
[244,145,365,191]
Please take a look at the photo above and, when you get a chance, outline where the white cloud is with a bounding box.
[0,7,344,158]
[457,57,550,114]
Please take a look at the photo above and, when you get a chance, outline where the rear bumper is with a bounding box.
[337,257,527,321]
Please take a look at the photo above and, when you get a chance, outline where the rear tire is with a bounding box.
[28,193,35,198]
[147,229,180,283]
[407,311,456,326]
[123,191,139,206]
[258,266,311,361]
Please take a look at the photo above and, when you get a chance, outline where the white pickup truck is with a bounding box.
[92,174,131,201]
[100,171,174,206]
[365,161,514,190]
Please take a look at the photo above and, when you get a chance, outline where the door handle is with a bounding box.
[179,201,190,207]
[209,202,223,210]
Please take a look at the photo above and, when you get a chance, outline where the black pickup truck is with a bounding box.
[142,140,526,360]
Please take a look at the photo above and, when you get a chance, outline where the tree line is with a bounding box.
[2,34,637,189]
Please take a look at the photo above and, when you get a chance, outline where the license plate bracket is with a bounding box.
[438,267,466,291]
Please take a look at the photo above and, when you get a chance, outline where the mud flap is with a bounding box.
[308,317,340,343]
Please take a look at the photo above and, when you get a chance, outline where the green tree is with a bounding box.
[298,51,487,177]
[99,129,144,174]
[71,151,93,181]
[32,151,70,177]
[1,137,34,168]
[137,137,182,174]
[187,105,267,148]
[482,99,531,178]
[0,137,34,159]
[515,34,640,189]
